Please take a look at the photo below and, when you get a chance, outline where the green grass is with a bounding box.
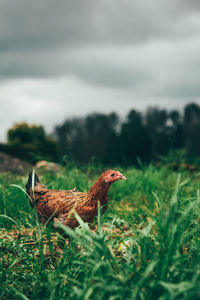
[0,163,199,300]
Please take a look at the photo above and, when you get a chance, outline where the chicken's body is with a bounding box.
[26,170,126,228]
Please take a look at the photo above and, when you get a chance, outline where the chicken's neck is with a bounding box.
[87,179,111,206]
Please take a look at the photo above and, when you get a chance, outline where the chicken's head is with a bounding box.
[102,170,126,184]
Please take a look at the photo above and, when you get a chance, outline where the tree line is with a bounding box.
[2,102,200,165]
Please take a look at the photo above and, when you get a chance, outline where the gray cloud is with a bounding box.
[0,0,199,51]
[0,0,200,80]
[0,0,200,141]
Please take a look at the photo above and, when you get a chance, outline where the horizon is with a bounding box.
[1,101,198,143]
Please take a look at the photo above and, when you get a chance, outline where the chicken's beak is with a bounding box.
[118,173,126,180]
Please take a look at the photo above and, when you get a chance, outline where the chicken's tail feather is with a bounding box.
[26,171,40,194]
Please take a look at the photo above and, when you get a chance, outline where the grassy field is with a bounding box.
[0,163,199,300]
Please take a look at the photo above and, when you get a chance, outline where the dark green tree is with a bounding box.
[168,110,184,149]
[120,110,150,164]
[84,113,119,163]
[145,107,170,158]
[55,117,86,162]
[183,103,200,156]
[55,113,120,164]
[7,122,58,162]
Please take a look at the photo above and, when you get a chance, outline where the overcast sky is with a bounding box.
[0,0,200,141]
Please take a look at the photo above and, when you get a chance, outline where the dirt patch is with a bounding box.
[0,152,31,174]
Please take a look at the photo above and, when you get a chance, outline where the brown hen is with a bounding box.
[26,170,126,228]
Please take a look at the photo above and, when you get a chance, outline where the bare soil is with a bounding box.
[0,152,31,174]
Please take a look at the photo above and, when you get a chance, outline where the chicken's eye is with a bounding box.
[111,173,115,177]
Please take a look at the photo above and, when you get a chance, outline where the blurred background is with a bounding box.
[0,0,200,169]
